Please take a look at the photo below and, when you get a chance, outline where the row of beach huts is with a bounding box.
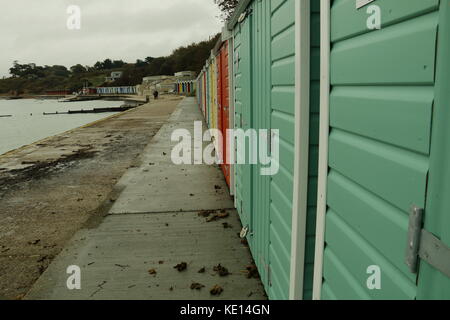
[46,81,196,97]
[195,0,450,300]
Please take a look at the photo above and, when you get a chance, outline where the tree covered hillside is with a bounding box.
[0,34,220,95]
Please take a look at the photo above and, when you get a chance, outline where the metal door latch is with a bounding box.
[238,9,253,24]
[240,225,249,238]
[238,12,247,24]
[406,206,450,278]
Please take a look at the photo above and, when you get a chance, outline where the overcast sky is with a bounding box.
[0,0,223,77]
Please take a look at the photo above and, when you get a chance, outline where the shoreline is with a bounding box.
[0,108,132,159]
[0,95,66,100]
[0,98,142,157]
[0,96,182,300]
[0,94,148,102]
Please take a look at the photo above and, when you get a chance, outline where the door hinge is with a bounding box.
[406,206,450,278]
[405,206,423,273]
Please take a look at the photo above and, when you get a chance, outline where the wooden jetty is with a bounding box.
[43,106,135,116]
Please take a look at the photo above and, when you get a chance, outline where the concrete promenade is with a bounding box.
[26,98,266,300]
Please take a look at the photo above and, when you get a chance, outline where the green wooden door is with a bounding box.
[267,0,296,300]
[267,0,320,300]
[232,0,320,300]
[417,0,450,300]
[233,13,253,231]
[233,0,298,299]
[321,0,444,300]
[248,0,271,291]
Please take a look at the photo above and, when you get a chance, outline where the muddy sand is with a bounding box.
[0,96,182,299]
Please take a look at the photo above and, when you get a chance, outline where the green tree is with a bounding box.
[1,33,220,94]
[135,59,147,68]
[9,61,34,77]
[112,60,125,68]
[94,61,103,70]
[214,0,239,20]
[47,65,70,77]
[70,64,87,74]
[102,59,113,69]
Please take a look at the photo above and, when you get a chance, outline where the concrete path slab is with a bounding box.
[109,164,234,214]
[109,97,233,214]
[26,210,265,300]
[26,98,266,300]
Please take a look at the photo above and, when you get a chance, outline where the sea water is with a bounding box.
[0,99,122,155]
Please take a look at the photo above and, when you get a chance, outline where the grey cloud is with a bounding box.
[0,0,222,77]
